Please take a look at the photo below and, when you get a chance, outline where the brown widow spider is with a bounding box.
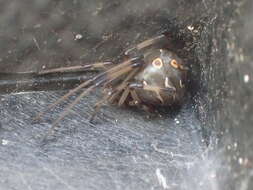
[35,34,188,136]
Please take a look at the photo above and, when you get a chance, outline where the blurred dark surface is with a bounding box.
[0,0,252,190]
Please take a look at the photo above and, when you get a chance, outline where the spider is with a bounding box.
[35,34,188,136]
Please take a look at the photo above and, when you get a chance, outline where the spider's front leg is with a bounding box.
[124,34,169,56]
[38,61,114,75]
[129,87,156,114]
[129,82,168,104]
[115,82,158,113]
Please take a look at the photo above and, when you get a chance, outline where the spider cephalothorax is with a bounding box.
[130,48,186,106]
[36,34,187,135]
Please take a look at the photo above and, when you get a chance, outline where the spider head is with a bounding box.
[134,49,187,105]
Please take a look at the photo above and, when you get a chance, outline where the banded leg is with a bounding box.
[129,82,164,103]
[38,62,114,75]
[125,34,167,55]
[90,86,131,122]
[129,89,141,106]
[39,56,144,139]
[34,57,140,121]
[129,87,155,113]
[129,81,176,105]
[90,67,142,121]
[89,93,111,122]
[117,87,130,106]
[47,60,140,127]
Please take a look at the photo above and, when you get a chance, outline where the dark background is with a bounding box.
[0,0,252,189]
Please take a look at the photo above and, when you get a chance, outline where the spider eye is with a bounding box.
[152,58,163,69]
[170,59,179,69]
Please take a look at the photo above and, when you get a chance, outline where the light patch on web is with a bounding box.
[1,139,9,145]
[156,168,170,189]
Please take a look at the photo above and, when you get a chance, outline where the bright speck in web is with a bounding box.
[174,118,180,124]
[75,34,83,40]
[244,74,249,83]
[187,25,194,31]
[1,139,9,145]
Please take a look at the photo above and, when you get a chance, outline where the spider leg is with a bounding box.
[90,67,141,121]
[103,65,133,86]
[38,62,114,75]
[43,57,144,137]
[45,84,99,137]
[34,57,141,122]
[125,34,167,55]
[89,96,109,122]
[129,89,141,106]
[107,68,140,103]
[34,79,93,121]
[48,67,132,128]
[129,82,176,105]
[129,87,155,113]
[118,86,130,106]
